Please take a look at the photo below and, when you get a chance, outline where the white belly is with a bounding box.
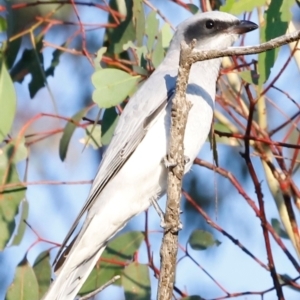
[89,89,214,227]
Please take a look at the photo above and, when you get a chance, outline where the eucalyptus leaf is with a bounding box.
[145,11,159,52]
[92,69,140,108]
[59,107,88,161]
[10,199,29,246]
[221,0,266,14]
[133,0,145,47]
[152,31,164,68]
[33,251,51,298]
[10,40,45,98]
[6,257,39,300]
[83,124,102,149]
[188,229,221,251]
[0,143,26,249]
[0,59,16,141]
[161,23,173,49]
[271,218,289,240]
[258,0,292,85]
[0,16,7,32]
[122,263,151,300]
[101,107,119,145]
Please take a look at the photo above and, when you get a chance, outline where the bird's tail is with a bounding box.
[42,243,106,300]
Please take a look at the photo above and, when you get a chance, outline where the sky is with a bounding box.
[1,1,300,299]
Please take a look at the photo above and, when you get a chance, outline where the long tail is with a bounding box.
[42,206,126,300]
[42,242,106,300]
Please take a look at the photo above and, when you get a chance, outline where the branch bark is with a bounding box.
[157,41,194,300]
[188,29,300,64]
[157,28,300,300]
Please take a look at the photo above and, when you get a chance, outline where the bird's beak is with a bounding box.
[229,20,258,34]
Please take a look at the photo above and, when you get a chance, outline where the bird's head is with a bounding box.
[169,11,258,52]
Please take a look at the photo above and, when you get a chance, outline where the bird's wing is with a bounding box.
[54,68,176,268]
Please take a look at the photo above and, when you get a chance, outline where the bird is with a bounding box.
[43,10,258,300]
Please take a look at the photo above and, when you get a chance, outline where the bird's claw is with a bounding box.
[150,197,165,225]
[161,221,183,232]
[184,155,190,165]
[163,156,177,168]
[163,155,190,168]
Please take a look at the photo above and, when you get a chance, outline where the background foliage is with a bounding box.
[1,0,300,299]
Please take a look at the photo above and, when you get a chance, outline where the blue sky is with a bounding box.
[1,1,300,299]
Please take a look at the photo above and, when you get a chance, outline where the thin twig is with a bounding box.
[241,86,284,299]
[77,275,120,300]
[188,30,300,63]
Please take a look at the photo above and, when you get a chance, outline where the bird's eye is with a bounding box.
[206,20,214,29]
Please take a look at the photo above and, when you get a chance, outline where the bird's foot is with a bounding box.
[163,156,176,168]
[151,197,183,232]
[184,155,190,165]
[150,197,166,228]
[163,155,190,168]
[163,220,183,233]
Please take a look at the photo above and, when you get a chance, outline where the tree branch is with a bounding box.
[157,41,194,300]
[188,29,300,63]
[158,29,300,300]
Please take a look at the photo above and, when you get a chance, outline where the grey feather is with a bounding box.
[43,11,257,300]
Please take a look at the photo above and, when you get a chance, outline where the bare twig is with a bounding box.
[77,275,120,300]
[241,85,284,299]
[188,29,300,63]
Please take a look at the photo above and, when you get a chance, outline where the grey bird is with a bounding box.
[43,10,258,300]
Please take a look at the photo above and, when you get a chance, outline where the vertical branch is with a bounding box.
[241,85,284,299]
[157,41,194,300]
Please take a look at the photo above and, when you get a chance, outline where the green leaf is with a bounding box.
[258,0,292,85]
[79,231,144,296]
[0,143,27,249]
[10,40,45,98]
[145,11,159,52]
[279,273,300,291]
[59,107,88,161]
[10,199,29,246]
[5,2,22,69]
[101,107,119,145]
[239,70,259,85]
[0,138,28,165]
[161,23,173,49]
[133,0,145,47]
[188,229,221,251]
[6,257,39,300]
[123,41,147,67]
[152,31,164,68]
[213,122,239,146]
[33,251,51,298]
[0,59,16,141]
[94,47,107,70]
[107,0,135,54]
[4,38,22,70]
[271,218,289,240]
[150,21,172,67]
[92,69,140,108]
[122,263,151,300]
[45,45,65,77]
[0,16,7,32]
[210,129,219,167]
[187,4,199,14]
[220,0,265,14]
[82,124,102,149]
[13,138,28,163]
